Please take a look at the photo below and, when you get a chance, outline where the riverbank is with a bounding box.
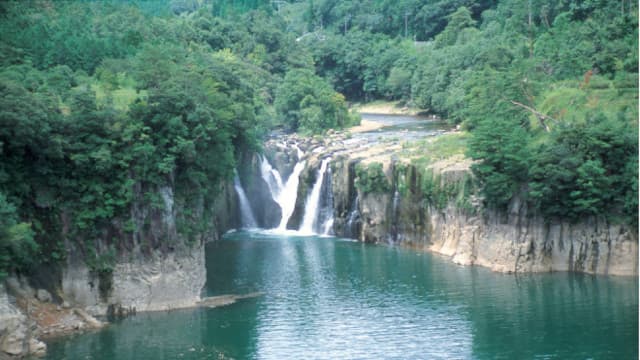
[351,100,426,116]
[0,280,104,358]
[0,271,264,359]
[347,119,385,133]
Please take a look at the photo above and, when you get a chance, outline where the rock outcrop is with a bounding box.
[62,243,206,316]
[259,129,638,277]
[1,179,239,358]
[0,284,33,358]
[1,279,105,359]
[339,156,639,276]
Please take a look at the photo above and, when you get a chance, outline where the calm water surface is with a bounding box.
[44,231,638,359]
[351,113,451,143]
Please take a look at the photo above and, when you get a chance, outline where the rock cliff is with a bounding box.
[1,180,238,358]
[336,155,638,276]
[260,130,638,277]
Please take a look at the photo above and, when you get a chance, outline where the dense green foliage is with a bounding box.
[0,193,37,279]
[0,0,354,278]
[275,69,358,133]
[355,163,391,194]
[0,0,637,278]
[296,0,637,222]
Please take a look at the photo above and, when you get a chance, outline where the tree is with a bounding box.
[0,192,37,280]
[275,69,356,133]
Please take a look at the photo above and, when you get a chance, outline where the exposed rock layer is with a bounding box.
[62,243,206,316]
[342,157,639,276]
[261,131,638,276]
[1,180,237,358]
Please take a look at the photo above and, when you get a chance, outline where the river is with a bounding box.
[42,231,638,359]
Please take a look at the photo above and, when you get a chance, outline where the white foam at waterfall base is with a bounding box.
[233,173,257,228]
[299,158,330,235]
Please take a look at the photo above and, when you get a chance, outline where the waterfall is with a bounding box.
[390,188,400,242]
[299,158,330,234]
[260,155,284,197]
[292,144,304,160]
[276,160,306,230]
[345,194,361,239]
[233,173,257,228]
[319,163,334,236]
[259,154,307,231]
[321,218,334,236]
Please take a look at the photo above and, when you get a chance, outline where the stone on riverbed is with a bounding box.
[197,292,263,308]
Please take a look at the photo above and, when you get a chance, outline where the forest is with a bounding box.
[0,0,637,278]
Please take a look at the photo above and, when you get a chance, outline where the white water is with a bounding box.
[319,163,334,236]
[292,144,304,160]
[258,155,307,232]
[159,186,175,230]
[276,160,306,231]
[233,173,257,228]
[345,194,360,238]
[299,158,330,234]
[259,156,284,197]
[321,218,334,236]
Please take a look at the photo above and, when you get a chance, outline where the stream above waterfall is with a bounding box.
[41,231,638,359]
[352,113,451,142]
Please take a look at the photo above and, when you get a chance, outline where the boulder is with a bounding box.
[36,289,52,303]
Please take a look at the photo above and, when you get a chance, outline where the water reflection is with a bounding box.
[42,232,637,360]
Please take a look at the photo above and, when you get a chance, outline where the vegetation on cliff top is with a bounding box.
[0,0,637,278]
[304,0,637,224]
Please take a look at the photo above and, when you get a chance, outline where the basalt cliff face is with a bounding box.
[60,181,238,316]
[345,160,638,276]
[1,181,238,358]
[334,159,638,275]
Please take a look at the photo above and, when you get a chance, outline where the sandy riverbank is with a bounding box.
[348,119,385,133]
[352,101,425,116]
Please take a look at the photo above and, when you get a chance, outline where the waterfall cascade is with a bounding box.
[233,173,257,228]
[246,147,335,236]
[390,188,401,242]
[318,162,334,236]
[299,158,331,235]
[276,160,306,230]
[345,194,361,238]
[259,156,284,198]
[258,154,306,231]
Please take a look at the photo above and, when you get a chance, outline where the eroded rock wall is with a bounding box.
[60,180,237,316]
[0,284,31,358]
[62,244,206,315]
[332,157,638,276]
[1,178,238,358]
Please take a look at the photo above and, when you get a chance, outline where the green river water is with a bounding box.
[43,231,638,359]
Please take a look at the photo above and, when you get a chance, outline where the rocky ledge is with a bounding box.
[1,244,208,359]
[1,280,104,359]
[259,123,638,276]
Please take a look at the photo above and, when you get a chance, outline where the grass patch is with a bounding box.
[402,132,469,167]
[537,76,638,131]
[92,82,147,111]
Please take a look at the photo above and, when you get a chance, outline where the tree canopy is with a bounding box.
[0,0,637,278]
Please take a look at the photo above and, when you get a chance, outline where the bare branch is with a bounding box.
[510,100,554,132]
